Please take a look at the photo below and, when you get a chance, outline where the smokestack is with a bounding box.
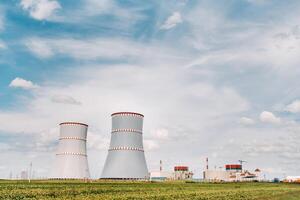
[101,112,149,179]
[50,122,90,179]
[160,160,162,172]
[206,157,209,170]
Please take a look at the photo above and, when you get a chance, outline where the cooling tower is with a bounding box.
[101,112,149,179]
[50,122,90,179]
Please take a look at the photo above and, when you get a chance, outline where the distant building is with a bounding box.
[149,171,174,181]
[203,164,261,182]
[284,176,300,183]
[150,165,193,181]
[174,166,193,180]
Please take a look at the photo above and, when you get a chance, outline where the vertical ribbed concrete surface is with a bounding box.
[50,122,90,179]
[101,112,149,179]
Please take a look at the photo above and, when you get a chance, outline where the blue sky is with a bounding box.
[1,0,300,179]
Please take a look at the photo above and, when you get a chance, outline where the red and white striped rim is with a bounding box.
[59,137,87,141]
[111,112,144,118]
[56,152,87,156]
[59,122,88,127]
[111,129,143,134]
[108,146,144,152]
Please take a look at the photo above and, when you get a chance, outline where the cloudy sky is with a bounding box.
[1,0,300,179]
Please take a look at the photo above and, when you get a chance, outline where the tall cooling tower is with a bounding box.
[50,122,90,179]
[101,112,149,179]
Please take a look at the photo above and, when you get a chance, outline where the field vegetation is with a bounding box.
[1,180,300,200]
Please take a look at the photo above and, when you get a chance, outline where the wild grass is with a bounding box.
[0,180,300,200]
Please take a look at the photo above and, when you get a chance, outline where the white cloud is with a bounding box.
[38,127,58,144]
[20,0,61,20]
[286,100,300,113]
[0,143,10,151]
[262,167,285,174]
[50,0,146,31]
[25,38,54,58]
[184,2,300,73]
[0,12,4,31]
[87,131,109,151]
[51,95,81,105]
[0,40,6,49]
[160,12,182,30]
[144,139,159,151]
[24,37,184,62]
[260,111,281,124]
[9,77,39,90]
[246,0,270,5]
[0,112,52,134]
[25,38,141,60]
[0,165,7,171]
[84,0,113,13]
[239,117,255,125]
[151,128,169,140]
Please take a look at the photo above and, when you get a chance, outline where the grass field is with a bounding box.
[1,180,300,200]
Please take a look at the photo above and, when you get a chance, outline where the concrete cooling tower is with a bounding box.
[101,112,149,179]
[50,122,90,179]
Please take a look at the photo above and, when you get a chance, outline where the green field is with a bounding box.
[1,180,300,200]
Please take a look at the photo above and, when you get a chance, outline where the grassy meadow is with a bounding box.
[0,180,300,200]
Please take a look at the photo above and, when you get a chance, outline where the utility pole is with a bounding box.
[9,171,13,180]
[206,157,209,170]
[160,160,162,172]
[28,162,32,183]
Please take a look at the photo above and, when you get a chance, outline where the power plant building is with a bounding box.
[150,165,194,181]
[50,122,90,179]
[203,164,261,182]
[174,166,194,180]
[101,112,149,179]
[284,176,300,183]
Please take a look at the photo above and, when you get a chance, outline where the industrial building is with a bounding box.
[50,122,90,179]
[150,162,193,181]
[174,166,194,180]
[149,171,174,181]
[101,112,149,179]
[203,164,261,182]
[284,176,300,183]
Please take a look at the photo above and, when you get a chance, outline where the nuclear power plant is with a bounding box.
[50,122,90,179]
[203,159,261,182]
[31,113,264,182]
[101,112,149,179]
